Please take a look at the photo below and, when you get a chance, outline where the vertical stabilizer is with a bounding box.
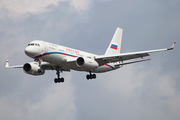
[105,27,123,55]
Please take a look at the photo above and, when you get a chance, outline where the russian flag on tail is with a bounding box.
[110,44,118,50]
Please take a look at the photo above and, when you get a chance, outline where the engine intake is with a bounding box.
[23,62,45,75]
[76,57,84,66]
[76,57,99,69]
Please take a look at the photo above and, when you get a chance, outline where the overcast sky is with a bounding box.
[0,0,180,120]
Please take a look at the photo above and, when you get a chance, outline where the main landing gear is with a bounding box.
[86,71,96,80]
[54,67,64,83]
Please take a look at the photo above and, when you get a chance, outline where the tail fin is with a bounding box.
[105,27,123,55]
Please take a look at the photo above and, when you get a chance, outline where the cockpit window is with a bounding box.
[35,44,40,46]
[27,43,40,46]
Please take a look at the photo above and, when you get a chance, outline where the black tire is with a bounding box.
[54,78,58,83]
[86,75,90,80]
[92,74,96,79]
[61,77,64,82]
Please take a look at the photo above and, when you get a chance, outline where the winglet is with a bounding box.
[5,60,9,68]
[167,41,176,50]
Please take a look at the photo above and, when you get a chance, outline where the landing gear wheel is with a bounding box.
[54,78,65,83]
[60,77,64,83]
[54,78,58,83]
[86,75,90,80]
[92,74,96,79]
[86,72,96,80]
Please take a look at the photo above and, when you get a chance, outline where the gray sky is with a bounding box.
[0,0,180,120]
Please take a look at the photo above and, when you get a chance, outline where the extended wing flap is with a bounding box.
[115,59,151,66]
[114,52,149,61]
[96,52,149,65]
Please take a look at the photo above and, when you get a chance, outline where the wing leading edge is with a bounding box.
[5,60,23,68]
[5,60,70,72]
[95,42,176,65]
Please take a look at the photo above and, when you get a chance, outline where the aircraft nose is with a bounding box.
[25,47,38,58]
[25,47,32,57]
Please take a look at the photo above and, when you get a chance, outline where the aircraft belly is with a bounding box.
[93,64,120,73]
[40,54,82,70]
[40,53,121,73]
[41,54,67,64]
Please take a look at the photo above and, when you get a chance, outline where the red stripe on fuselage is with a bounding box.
[104,64,114,70]
[35,52,78,59]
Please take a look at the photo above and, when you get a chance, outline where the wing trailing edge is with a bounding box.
[96,41,176,65]
[115,59,152,66]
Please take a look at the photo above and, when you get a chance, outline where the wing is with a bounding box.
[95,42,176,65]
[5,60,70,72]
[5,60,23,68]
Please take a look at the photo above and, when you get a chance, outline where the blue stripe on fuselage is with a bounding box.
[34,52,78,59]
[104,64,115,70]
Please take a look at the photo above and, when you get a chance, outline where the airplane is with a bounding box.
[5,28,176,83]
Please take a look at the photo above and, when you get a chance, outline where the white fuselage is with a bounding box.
[6,28,174,83]
[25,40,120,73]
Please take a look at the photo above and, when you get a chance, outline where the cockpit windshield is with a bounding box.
[28,43,40,46]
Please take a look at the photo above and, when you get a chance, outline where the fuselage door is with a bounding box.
[43,42,48,53]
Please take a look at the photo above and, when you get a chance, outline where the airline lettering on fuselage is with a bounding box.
[66,48,79,54]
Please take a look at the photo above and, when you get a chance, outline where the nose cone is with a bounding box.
[25,47,39,58]
[25,47,30,56]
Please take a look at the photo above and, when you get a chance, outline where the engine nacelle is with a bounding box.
[23,62,45,75]
[76,57,99,69]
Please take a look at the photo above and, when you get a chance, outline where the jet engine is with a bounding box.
[76,57,99,69]
[23,62,45,75]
